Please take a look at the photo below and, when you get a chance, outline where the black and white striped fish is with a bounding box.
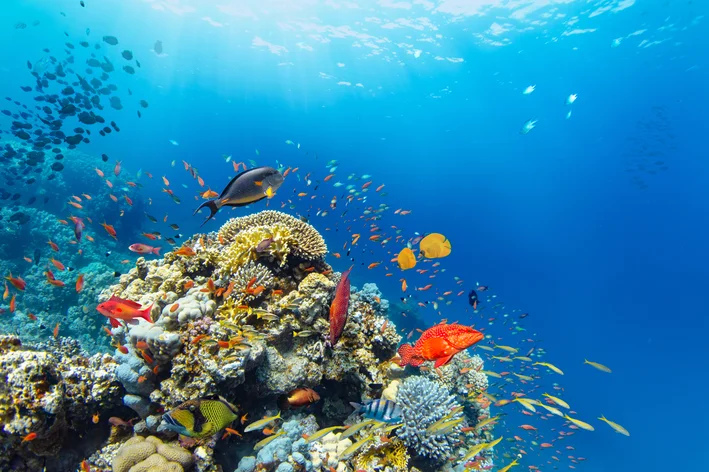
[349,399,402,423]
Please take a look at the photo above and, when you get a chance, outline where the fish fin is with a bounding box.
[349,402,362,412]
[193,199,219,227]
[109,317,121,328]
[110,295,142,309]
[278,395,291,411]
[396,343,414,366]
[153,247,161,256]
[140,305,153,323]
[434,355,454,369]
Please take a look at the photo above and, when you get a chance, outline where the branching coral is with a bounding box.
[218,210,327,261]
[355,438,409,471]
[229,261,275,303]
[396,376,465,460]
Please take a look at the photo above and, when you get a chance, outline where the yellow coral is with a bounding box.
[387,440,409,469]
[218,224,293,274]
[354,439,409,472]
[218,210,327,260]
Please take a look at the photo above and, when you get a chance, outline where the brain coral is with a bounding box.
[218,210,327,261]
[396,376,464,460]
[112,436,193,472]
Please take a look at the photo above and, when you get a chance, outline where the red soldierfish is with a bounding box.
[129,244,161,256]
[328,268,352,346]
[96,295,153,323]
[398,322,483,368]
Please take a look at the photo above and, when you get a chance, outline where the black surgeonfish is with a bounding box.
[193,166,284,227]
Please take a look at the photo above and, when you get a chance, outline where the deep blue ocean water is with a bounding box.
[1,0,707,471]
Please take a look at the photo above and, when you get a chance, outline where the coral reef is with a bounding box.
[0,209,495,472]
[235,415,353,472]
[0,335,123,470]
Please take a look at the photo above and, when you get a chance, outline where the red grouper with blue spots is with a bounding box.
[398,322,484,368]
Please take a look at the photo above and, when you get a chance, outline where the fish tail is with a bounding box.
[397,343,414,366]
[153,247,161,256]
[349,401,362,412]
[140,304,153,323]
[277,395,290,411]
[193,199,219,227]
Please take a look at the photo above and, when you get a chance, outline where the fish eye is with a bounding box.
[189,405,195,411]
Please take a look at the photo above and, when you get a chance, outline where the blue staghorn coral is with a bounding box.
[396,375,465,460]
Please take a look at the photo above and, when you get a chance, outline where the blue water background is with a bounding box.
[1,0,708,470]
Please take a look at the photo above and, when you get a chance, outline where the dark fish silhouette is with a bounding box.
[193,166,283,227]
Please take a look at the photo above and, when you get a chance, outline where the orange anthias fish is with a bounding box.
[5,273,26,291]
[101,222,117,240]
[96,295,153,323]
[397,322,484,368]
[75,274,85,293]
[174,246,196,257]
[328,268,352,347]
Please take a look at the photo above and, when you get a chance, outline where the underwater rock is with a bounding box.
[255,346,322,394]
